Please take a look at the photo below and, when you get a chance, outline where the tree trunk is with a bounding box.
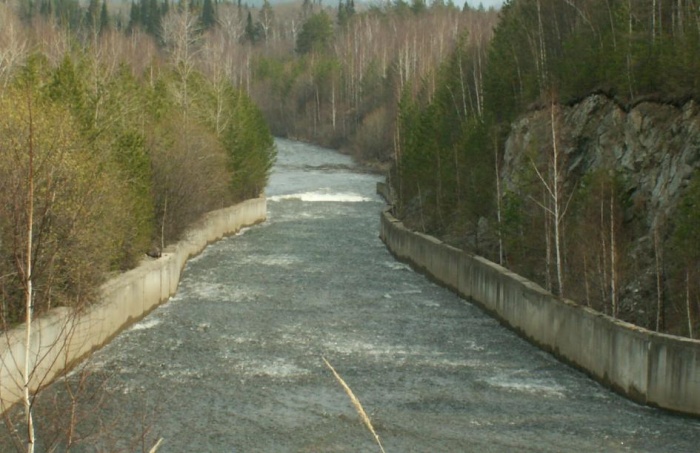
[551,104,564,298]
[544,192,552,293]
[599,187,609,312]
[536,0,548,91]
[161,192,168,253]
[331,80,336,131]
[494,135,504,265]
[583,253,591,306]
[687,269,693,338]
[610,188,617,318]
[23,88,36,453]
[654,229,664,331]
[652,0,657,45]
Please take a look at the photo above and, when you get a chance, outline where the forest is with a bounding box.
[0,0,275,327]
[1,0,698,449]
[0,0,699,355]
[0,0,700,336]
[204,0,698,338]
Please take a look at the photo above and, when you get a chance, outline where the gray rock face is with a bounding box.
[503,95,700,233]
[500,95,699,323]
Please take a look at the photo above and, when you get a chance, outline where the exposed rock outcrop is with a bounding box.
[504,95,699,231]
[500,94,699,326]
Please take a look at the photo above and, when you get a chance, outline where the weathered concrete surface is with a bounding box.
[380,205,700,416]
[0,198,267,412]
[647,334,700,413]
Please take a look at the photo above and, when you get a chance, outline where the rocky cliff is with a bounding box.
[501,94,700,328]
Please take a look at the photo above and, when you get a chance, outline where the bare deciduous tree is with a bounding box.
[528,101,573,297]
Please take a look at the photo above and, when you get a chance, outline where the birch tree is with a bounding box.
[670,175,700,338]
[528,101,572,297]
[569,169,628,318]
[161,6,201,122]
[0,72,126,453]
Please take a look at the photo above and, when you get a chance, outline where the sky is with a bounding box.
[464,0,504,9]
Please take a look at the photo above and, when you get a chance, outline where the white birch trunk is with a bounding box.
[24,91,36,453]
[550,104,564,298]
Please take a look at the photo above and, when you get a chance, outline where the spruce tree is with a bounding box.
[100,0,110,33]
[201,0,216,29]
[85,0,100,31]
[128,0,140,31]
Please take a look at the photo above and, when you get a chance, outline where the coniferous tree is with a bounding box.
[146,0,161,36]
[85,0,101,32]
[201,0,217,29]
[244,10,262,43]
[99,0,110,32]
[337,0,354,26]
[296,11,333,54]
[39,0,52,17]
[128,0,140,31]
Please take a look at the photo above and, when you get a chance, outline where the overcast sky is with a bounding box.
[465,0,504,9]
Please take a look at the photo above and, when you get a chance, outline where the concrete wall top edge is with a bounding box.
[0,197,267,414]
[381,206,700,351]
[380,196,700,416]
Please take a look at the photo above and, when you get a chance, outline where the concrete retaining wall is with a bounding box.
[380,206,700,416]
[0,198,267,411]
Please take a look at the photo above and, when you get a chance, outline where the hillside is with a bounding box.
[220,0,699,337]
[499,95,699,333]
[392,0,700,337]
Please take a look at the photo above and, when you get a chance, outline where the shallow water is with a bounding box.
[25,139,700,451]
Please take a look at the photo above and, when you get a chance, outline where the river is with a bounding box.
[27,139,700,452]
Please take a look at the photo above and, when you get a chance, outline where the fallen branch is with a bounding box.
[322,357,386,453]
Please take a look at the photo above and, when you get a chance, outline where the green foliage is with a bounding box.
[85,0,100,31]
[0,86,127,321]
[296,11,333,54]
[47,56,87,117]
[485,0,700,108]
[99,0,109,32]
[34,0,82,28]
[396,36,495,251]
[671,175,700,266]
[337,0,355,26]
[483,0,540,123]
[0,28,275,325]
[411,0,426,14]
[200,0,217,29]
[224,90,276,201]
[111,131,155,268]
[128,0,167,36]
[668,173,700,336]
[244,11,264,44]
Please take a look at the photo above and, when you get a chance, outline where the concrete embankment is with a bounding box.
[377,185,700,416]
[0,198,267,411]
